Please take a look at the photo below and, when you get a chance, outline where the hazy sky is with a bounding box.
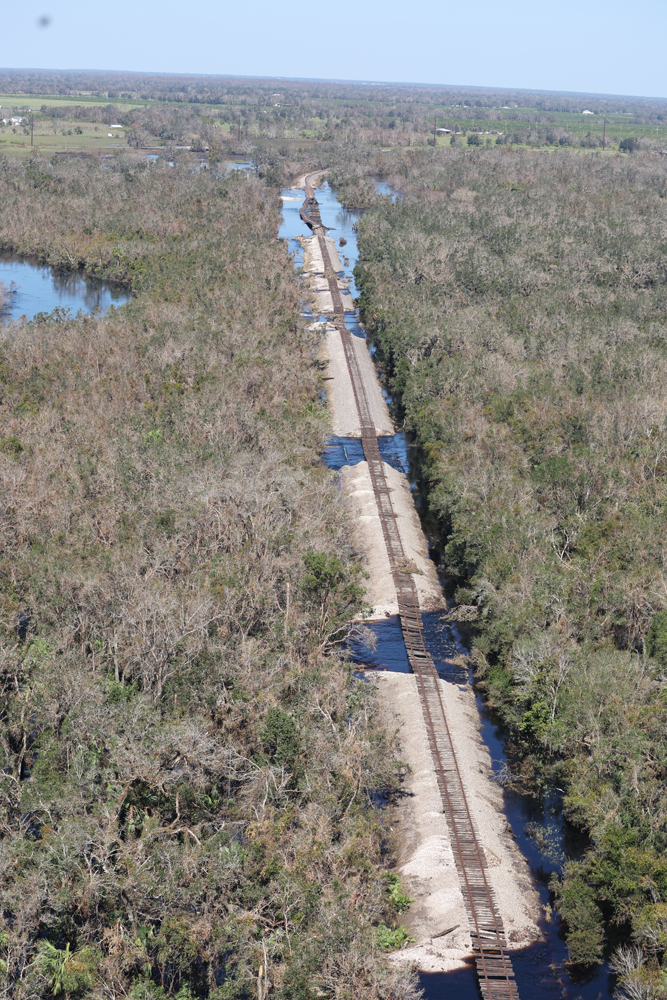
[8,0,666,99]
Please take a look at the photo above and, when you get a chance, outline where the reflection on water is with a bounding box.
[419,967,479,1000]
[279,181,363,297]
[0,254,130,322]
[374,179,403,201]
[350,612,465,682]
[323,433,410,475]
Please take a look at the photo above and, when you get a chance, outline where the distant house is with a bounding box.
[437,128,453,134]
[9,116,25,125]
[110,125,123,129]
[582,110,594,115]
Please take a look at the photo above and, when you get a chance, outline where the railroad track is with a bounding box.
[300,174,519,1000]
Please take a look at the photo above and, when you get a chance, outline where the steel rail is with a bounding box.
[300,174,519,1000]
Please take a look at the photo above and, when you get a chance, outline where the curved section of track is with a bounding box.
[300,173,519,1000]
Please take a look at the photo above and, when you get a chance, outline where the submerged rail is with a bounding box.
[300,174,519,1000]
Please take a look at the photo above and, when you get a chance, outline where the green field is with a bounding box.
[0,81,663,160]
[0,119,132,157]
[0,93,151,109]
[433,108,667,144]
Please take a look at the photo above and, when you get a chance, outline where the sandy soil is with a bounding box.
[301,233,355,312]
[317,321,394,438]
[300,228,437,612]
[341,461,444,617]
[289,180,540,979]
[293,169,328,191]
[373,672,542,972]
[289,175,541,979]
[301,227,393,437]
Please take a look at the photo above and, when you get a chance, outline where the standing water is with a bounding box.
[0,253,130,323]
[279,177,614,1000]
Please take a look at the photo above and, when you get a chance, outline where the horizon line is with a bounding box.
[0,67,665,103]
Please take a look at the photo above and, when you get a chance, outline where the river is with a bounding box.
[279,176,615,1000]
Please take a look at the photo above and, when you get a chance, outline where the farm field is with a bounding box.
[0,72,665,159]
[0,124,131,157]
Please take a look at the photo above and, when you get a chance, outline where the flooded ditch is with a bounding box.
[279,176,615,1000]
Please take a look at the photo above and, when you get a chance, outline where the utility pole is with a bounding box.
[30,113,34,147]
[237,112,241,144]
[433,115,437,150]
[602,118,608,150]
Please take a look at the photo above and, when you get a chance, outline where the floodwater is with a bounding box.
[374,178,403,201]
[0,253,130,323]
[279,177,615,1000]
[323,433,410,475]
[279,178,361,298]
[0,165,249,324]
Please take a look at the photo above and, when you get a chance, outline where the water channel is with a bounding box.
[280,178,614,1000]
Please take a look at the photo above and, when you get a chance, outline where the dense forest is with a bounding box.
[3,64,667,998]
[330,144,667,995]
[0,155,420,999]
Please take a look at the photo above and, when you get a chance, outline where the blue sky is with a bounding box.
[7,0,666,99]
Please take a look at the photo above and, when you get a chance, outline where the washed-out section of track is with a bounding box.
[299,173,520,1000]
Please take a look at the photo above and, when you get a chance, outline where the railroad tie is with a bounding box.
[300,178,519,1000]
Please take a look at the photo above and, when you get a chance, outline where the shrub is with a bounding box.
[558,877,605,966]
[646,612,667,668]
[387,874,413,913]
[30,942,98,997]
[261,707,301,771]
[0,435,23,456]
[376,925,414,950]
